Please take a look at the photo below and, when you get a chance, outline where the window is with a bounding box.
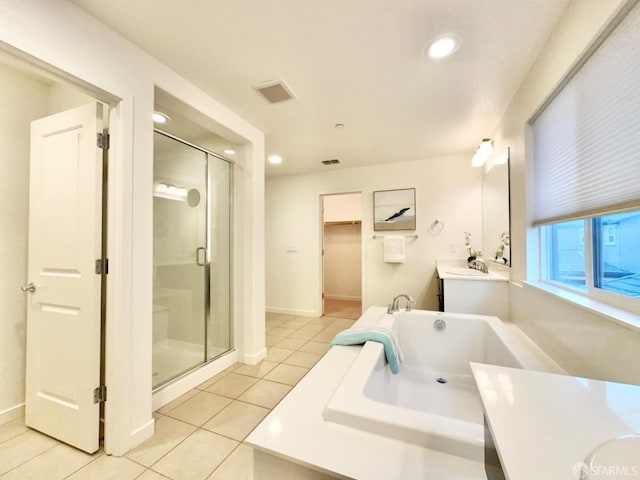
[594,211,640,298]
[541,210,640,302]
[531,3,640,312]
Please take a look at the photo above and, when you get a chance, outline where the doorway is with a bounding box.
[0,52,110,454]
[321,193,363,319]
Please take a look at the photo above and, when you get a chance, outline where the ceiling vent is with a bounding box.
[252,80,296,104]
[322,159,341,166]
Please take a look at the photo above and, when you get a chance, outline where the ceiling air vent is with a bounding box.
[322,159,341,166]
[252,80,296,104]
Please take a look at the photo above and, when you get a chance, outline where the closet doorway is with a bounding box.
[321,193,362,319]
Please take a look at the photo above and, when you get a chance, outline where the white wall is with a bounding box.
[0,65,49,422]
[491,0,640,384]
[323,223,362,300]
[323,193,362,222]
[0,0,265,455]
[266,154,482,316]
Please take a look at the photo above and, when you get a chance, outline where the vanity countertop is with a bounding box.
[436,258,509,282]
[471,363,640,480]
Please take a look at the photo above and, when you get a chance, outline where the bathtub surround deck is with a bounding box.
[473,363,640,480]
[0,312,341,480]
[247,307,557,480]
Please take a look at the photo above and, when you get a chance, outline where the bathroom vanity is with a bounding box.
[436,259,509,320]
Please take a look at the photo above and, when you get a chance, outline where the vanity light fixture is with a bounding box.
[495,147,510,165]
[268,155,283,165]
[472,138,493,167]
[426,35,459,59]
[152,111,170,124]
[223,149,236,155]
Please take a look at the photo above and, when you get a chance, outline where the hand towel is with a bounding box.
[330,326,404,374]
[384,235,406,263]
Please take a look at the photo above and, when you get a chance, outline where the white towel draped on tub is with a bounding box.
[383,235,405,263]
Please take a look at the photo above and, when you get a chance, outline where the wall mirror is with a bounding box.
[482,149,511,266]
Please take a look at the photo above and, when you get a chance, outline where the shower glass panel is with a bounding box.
[152,132,208,389]
[207,158,232,359]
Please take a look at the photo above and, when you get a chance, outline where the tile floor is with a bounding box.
[0,313,355,480]
[323,298,361,320]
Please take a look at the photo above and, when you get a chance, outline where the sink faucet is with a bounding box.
[388,293,415,313]
[468,258,489,273]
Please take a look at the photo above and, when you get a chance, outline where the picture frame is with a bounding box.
[373,188,416,231]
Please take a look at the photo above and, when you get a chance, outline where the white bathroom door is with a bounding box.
[24,102,104,454]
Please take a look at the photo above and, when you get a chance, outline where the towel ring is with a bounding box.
[429,219,444,234]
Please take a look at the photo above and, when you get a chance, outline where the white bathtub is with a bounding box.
[323,306,563,462]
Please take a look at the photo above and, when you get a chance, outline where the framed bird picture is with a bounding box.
[373,188,416,231]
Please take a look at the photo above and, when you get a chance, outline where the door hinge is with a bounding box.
[322,292,325,299]
[97,132,110,150]
[93,385,107,404]
[95,258,109,275]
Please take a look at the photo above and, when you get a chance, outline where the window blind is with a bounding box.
[531,2,640,226]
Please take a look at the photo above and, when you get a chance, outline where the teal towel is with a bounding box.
[330,326,404,374]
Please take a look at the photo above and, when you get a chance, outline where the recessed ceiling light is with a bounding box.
[224,149,236,155]
[268,155,282,165]
[153,111,170,124]
[426,35,458,59]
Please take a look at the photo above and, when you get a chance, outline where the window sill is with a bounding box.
[522,280,640,334]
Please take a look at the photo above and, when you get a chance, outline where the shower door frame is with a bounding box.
[152,129,235,391]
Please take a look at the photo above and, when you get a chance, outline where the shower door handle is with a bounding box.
[196,247,207,266]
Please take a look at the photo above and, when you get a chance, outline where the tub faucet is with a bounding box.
[389,293,415,313]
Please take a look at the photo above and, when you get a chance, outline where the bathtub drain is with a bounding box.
[436,377,447,384]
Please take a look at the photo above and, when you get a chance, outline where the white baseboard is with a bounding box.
[266,306,319,317]
[0,403,24,426]
[128,418,155,453]
[324,295,361,301]
[242,348,266,365]
[152,350,237,412]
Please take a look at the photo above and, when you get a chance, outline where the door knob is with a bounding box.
[21,282,36,293]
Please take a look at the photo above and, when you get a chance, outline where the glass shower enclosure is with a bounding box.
[152,130,232,389]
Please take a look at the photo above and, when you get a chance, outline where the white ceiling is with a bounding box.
[70,0,570,177]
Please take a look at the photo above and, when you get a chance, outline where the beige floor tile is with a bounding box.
[0,418,28,445]
[202,401,269,441]
[1,443,94,480]
[136,469,171,480]
[151,429,237,480]
[273,337,306,350]
[233,361,278,378]
[264,364,309,386]
[66,453,145,480]
[195,371,230,391]
[283,351,323,368]
[0,429,59,475]
[207,444,254,480]
[330,318,357,329]
[126,416,196,467]
[265,335,280,347]
[286,329,317,341]
[296,323,326,334]
[267,327,296,337]
[156,389,199,415]
[311,330,340,342]
[224,363,241,373]
[205,373,258,399]
[165,391,232,426]
[238,380,292,409]
[299,341,330,355]
[264,347,295,363]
